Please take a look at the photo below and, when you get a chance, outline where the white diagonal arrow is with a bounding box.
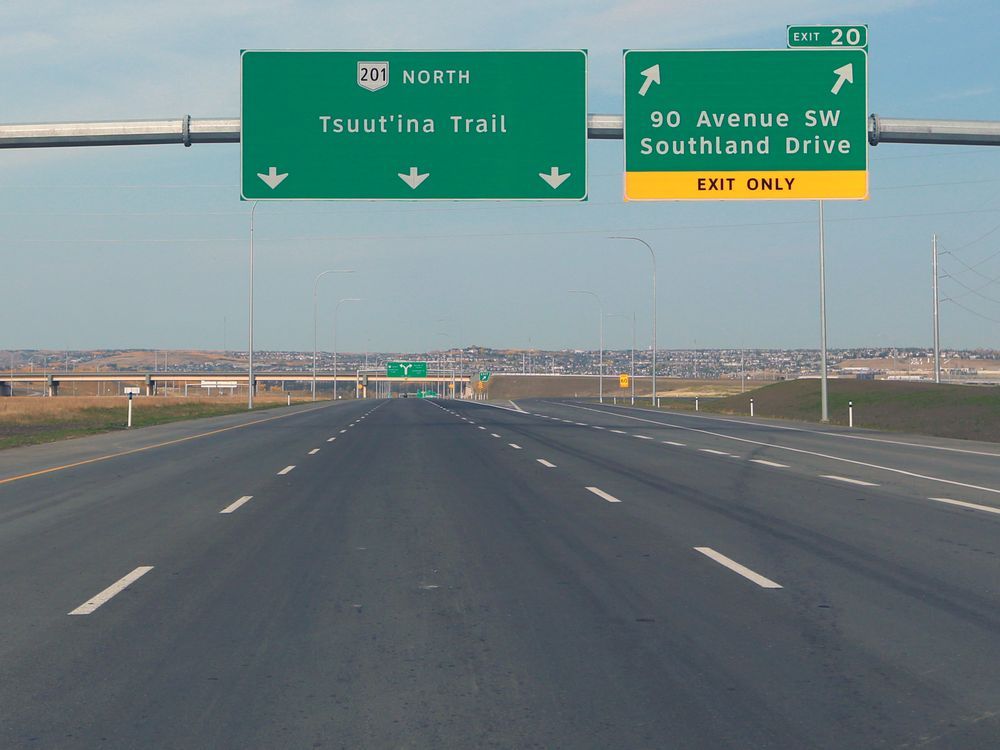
[638,64,660,97]
[539,167,571,189]
[831,63,854,95]
[398,167,429,189]
[257,166,288,190]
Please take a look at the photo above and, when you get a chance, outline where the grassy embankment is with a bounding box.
[0,395,316,450]
[647,379,1000,443]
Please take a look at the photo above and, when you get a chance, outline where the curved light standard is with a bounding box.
[333,298,362,400]
[608,312,636,405]
[312,269,355,400]
[610,236,656,403]
[569,289,604,403]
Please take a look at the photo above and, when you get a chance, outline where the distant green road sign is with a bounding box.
[241,50,588,200]
[624,49,868,201]
[479,371,491,382]
[787,25,868,51]
[387,361,428,378]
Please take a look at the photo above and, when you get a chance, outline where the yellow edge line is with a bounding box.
[0,403,335,486]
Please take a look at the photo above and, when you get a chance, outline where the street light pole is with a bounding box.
[248,200,258,410]
[570,289,604,403]
[611,237,656,404]
[333,298,362,401]
[313,269,355,401]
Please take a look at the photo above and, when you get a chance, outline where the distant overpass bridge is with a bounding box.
[1,371,471,397]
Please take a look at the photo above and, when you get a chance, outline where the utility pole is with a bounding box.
[932,233,941,384]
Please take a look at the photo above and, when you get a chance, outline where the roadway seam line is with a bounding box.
[68,566,155,615]
[308,448,320,455]
[554,402,1000,497]
[694,548,782,589]
[821,475,879,487]
[277,465,296,475]
[929,497,1000,516]
[220,495,253,514]
[508,443,522,449]
[537,459,557,468]
[0,402,340,487]
[585,486,621,503]
[750,459,790,468]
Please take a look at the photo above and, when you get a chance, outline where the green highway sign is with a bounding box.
[387,361,428,378]
[241,50,588,200]
[624,49,868,201]
[478,371,491,382]
[788,25,868,51]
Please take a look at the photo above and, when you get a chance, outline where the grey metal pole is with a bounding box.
[570,290,604,403]
[248,200,258,410]
[932,233,941,384]
[631,311,636,405]
[610,237,656,404]
[819,200,829,423]
[312,269,354,401]
[334,298,362,401]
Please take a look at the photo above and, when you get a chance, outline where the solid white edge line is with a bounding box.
[68,566,155,615]
[220,495,253,514]
[929,497,1000,516]
[537,459,556,468]
[585,486,621,503]
[509,443,522,449]
[277,465,296,475]
[694,548,782,589]
[750,459,790,468]
[553,402,1000,497]
[821,475,879,487]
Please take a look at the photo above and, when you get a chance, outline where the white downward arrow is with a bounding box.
[539,167,571,189]
[257,166,288,190]
[638,64,661,97]
[398,167,429,189]
[831,63,854,95]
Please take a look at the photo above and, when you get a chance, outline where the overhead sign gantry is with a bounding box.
[241,50,588,200]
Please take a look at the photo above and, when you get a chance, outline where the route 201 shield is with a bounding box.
[357,61,388,91]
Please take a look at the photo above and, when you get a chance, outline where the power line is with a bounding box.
[939,266,1000,304]
[942,297,1000,324]
[942,246,1000,282]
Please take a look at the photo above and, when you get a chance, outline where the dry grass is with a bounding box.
[0,394,301,424]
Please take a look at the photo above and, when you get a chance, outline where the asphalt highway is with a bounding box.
[2,396,1000,748]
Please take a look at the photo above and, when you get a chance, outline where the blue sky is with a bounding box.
[2,0,999,353]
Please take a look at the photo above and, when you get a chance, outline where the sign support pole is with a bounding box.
[248,201,258,410]
[819,200,829,423]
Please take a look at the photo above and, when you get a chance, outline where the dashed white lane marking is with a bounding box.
[468,420,476,424]
[586,486,621,503]
[593,425,605,430]
[339,429,347,434]
[700,448,732,456]
[750,459,790,468]
[610,429,627,434]
[308,448,320,455]
[277,465,296,475]
[694,548,782,589]
[557,401,1000,497]
[478,426,487,430]
[575,422,588,426]
[821,475,879,487]
[633,434,653,440]
[220,495,253,514]
[537,459,557,468]
[68,566,155,615]
[490,433,501,438]
[509,443,522,450]
[327,437,336,442]
[929,497,1000,516]
[662,440,686,446]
